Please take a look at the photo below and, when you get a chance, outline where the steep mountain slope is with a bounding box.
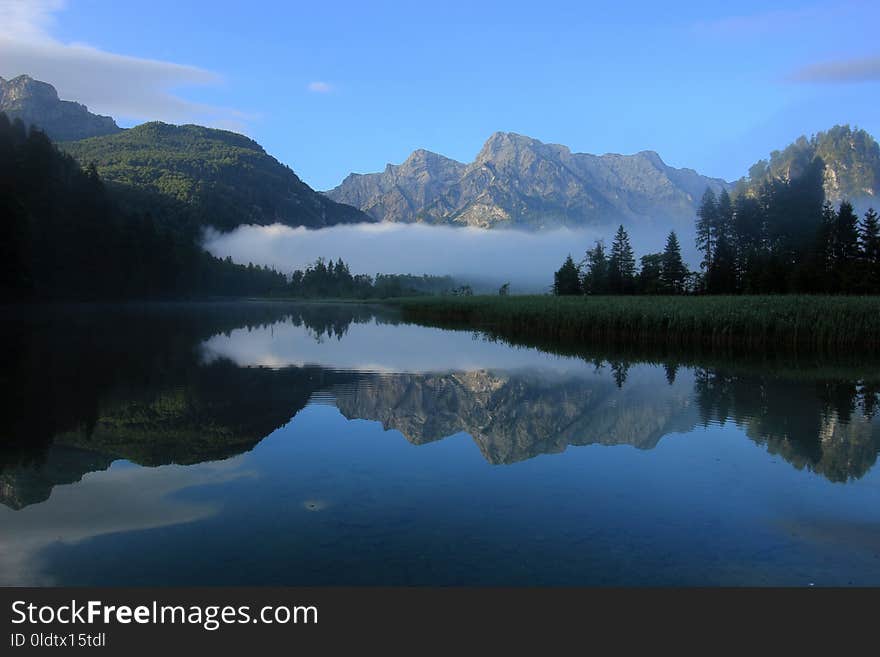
[63,122,372,231]
[0,74,121,141]
[327,132,732,229]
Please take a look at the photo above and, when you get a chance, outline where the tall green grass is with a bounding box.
[392,295,880,354]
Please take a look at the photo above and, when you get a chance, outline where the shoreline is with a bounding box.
[388,294,880,356]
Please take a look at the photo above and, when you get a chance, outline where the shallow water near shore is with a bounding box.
[1,302,879,586]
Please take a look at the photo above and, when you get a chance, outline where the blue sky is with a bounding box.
[2,0,879,189]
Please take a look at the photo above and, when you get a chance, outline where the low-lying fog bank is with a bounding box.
[203,221,694,293]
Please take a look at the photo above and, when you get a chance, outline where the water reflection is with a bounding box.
[3,302,880,585]
[695,370,880,482]
[334,367,698,463]
[0,459,249,585]
[2,302,880,513]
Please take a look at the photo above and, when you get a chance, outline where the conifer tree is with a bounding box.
[553,255,582,295]
[660,231,688,294]
[581,240,608,295]
[696,188,718,274]
[608,225,636,294]
[638,253,664,294]
[832,201,860,292]
[860,208,880,293]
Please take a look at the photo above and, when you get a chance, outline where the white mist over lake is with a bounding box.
[203,222,689,292]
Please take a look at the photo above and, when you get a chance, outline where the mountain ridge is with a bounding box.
[327,131,733,230]
[61,120,373,231]
[9,74,879,234]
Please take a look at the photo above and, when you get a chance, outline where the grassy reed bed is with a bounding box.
[391,295,880,354]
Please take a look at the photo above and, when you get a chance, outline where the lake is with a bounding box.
[1,302,879,586]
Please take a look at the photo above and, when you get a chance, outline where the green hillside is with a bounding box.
[63,122,371,231]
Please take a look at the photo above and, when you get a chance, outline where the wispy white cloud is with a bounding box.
[307,81,333,93]
[0,0,246,127]
[0,0,63,40]
[787,54,880,83]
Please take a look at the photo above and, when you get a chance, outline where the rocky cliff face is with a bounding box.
[0,75,121,141]
[331,149,467,224]
[327,132,732,229]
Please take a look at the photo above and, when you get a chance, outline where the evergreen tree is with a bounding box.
[553,255,582,295]
[716,189,734,241]
[608,225,636,294]
[814,201,838,293]
[708,190,737,293]
[732,194,764,291]
[581,240,608,295]
[696,188,718,274]
[660,231,688,294]
[831,201,861,292]
[638,253,663,294]
[860,208,880,293]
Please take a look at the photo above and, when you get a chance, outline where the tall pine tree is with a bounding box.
[581,240,608,295]
[696,188,718,277]
[608,225,636,294]
[860,208,880,293]
[831,201,861,292]
[709,190,737,293]
[660,231,688,294]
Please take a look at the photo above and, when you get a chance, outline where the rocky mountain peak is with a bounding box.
[476,131,565,162]
[0,74,60,105]
[0,74,121,141]
[635,150,665,168]
[400,148,464,172]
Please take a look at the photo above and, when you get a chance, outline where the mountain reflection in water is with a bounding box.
[1,302,879,586]
[3,302,878,510]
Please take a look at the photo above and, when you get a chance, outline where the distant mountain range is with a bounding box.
[5,74,880,233]
[0,74,121,141]
[329,127,880,230]
[327,132,733,230]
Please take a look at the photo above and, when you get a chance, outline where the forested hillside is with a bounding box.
[63,122,371,232]
[0,113,287,300]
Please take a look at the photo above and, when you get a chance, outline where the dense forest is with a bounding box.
[61,121,369,232]
[0,114,291,300]
[555,156,880,295]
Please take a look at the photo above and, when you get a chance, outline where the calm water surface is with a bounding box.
[1,302,879,586]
